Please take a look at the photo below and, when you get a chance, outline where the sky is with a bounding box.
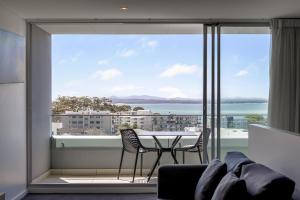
[52,33,270,100]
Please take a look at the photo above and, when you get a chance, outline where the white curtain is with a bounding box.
[268,19,300,133]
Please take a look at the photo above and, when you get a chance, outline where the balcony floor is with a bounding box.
[33,174,157,184]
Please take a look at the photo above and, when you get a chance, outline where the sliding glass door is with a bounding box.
[219,26,270,159]
[203,25,270,161]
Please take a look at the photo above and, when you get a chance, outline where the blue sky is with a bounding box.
[52,34,270,100]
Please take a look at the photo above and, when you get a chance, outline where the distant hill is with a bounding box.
[111,95,268,104]
[110,95,165,100]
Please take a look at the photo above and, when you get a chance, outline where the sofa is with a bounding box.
[157,152,296,200]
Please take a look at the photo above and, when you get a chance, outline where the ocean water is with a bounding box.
[128,103,268,115]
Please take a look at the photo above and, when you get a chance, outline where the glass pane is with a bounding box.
[51,24,204,138]
[220,26,270,159]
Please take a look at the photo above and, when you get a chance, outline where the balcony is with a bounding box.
[31,113,266,185]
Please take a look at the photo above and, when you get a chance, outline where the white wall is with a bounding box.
[30,25,52,180]
[0,3,25,36]
[51,136,248,169]
[249,125,300,194]
[52,137,202,169]
[0,2,27,200]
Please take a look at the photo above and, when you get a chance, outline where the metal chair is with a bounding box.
[173,128,211,164]
[117,129,160,182]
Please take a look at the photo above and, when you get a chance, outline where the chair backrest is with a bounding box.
[120,129,142,153]
[195,128,211,148]
[194,131,203,147]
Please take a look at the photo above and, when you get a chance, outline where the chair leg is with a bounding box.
[132,150,139,183]
[197,147,203,164]
[158,151,160,166]
[155,143,160,166]
[140,153,143,176]
[174,150,177,164]
[117,148,125,180]
[147,151,162,182]
[183,151,185,164]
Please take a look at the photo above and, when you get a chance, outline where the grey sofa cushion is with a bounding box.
[211,172,249,200]
[241,163,295,200]
[225,151,254,177]
[194,159,227,200]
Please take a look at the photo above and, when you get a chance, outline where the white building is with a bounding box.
[152,115,201,131]
[58,111,113,135]
[118,110,153,131]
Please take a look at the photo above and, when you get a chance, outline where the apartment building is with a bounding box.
[152,115,202,131]
[118,110,153,131]
[55,110,203,135]
[58,111,113,135]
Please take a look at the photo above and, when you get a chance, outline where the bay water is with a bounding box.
[128,103,268,115]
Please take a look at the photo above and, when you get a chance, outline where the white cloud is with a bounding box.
[147,40,158,48]
[112,85,141,92]
[56,90,80,97]
[70,56,79,63]
[235,69,249,77]
[58,59,67,65]
[118,49,137,57]
[232,55,240,64]
[69,52,82,63]
[139,37,159,48]
[65,80,82,88]
[57,52,82,65]
[97,59,110,65]
[159,64,198,78]
[159,87,187,98]
[91,68,122,80]
[53,80,83,99]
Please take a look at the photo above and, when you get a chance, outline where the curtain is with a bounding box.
[268,19,300,133]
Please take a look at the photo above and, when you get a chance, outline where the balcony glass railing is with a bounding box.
[52,113,267,136]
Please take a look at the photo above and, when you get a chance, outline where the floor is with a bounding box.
[22,194,156,200]
[34,175,157,184]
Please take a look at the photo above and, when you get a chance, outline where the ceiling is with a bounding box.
[36,23,270,34]
[1,0,300,20]
[37,23,204,34]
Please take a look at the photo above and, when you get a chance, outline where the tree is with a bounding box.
[52,96,131,114]
[119,123,131,129]
[133,106,145,111]
[115,105,132,112]
[245,114,265,124]
[132,123,138,129]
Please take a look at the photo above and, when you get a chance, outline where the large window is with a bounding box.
[52,33,203,136]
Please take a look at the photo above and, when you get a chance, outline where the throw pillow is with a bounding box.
[194,159,227,200]
[211,172,249,200]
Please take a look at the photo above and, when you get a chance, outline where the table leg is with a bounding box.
[171,150,178,164]
[153,136,163,149]
[172,136,182,147]
[170,136,182,164]
[147,135,182,181]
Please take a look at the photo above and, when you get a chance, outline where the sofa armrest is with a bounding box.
[157,164,207,200]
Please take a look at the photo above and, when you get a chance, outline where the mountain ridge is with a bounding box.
[111,95,268,104]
